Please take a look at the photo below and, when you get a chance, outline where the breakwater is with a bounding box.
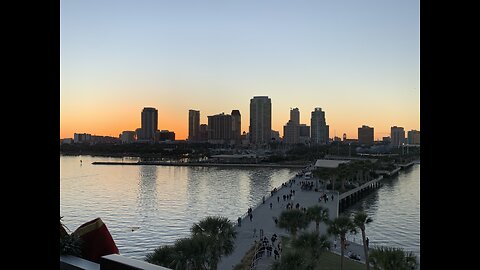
[92,161,306,168]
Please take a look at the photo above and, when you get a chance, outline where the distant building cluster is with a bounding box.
[127,107,176,144]
[65,133,121,145]
[188,109,242,145]
[283,107,329,145]
[62,95,419,148]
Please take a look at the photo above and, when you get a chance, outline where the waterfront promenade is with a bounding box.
[217,175,368,270]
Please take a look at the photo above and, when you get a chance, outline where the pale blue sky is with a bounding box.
[61,0,419,139]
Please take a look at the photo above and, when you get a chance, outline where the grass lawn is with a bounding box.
[317,251,365,270]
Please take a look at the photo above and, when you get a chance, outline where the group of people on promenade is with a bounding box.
[318,193,334,203]
[253,233,282,262]
[300,180,316,191]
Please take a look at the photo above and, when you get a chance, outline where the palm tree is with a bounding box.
[271,250,310,270]
[278,209,309,239]
[313,168,327,190]
[337,163,350,192]
[181,235,216,270]
[357,160,370,183]
[145,245,177,269]
[352,211,373,270]
[273,232,330,270]
[170,237,197,270]
[369,246,417,270]
[363,159,379,182]
[191,216,237,269]
[306,205,329,233]
[327,215,357,270]
[291,231,331,258]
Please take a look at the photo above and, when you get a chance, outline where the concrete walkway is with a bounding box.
[217,174,367,270]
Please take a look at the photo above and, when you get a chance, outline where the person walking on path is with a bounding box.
[274,249,279,260]
[270,202,273,209]
[366,237,369,249]
[237,217,241,227]
[253,228,257,238]
[249,213,253,222]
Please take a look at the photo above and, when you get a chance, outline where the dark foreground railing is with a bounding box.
[60,254,171,270]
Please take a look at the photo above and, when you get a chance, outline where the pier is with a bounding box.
[398,161,415,169]
[338,175,384,213]
[375,167,401,177]
[216,175,340,270]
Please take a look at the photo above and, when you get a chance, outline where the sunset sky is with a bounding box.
[60,0,419,140]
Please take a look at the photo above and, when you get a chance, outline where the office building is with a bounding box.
[156,130,175,141]
[249,96,272,145]
[231,110,241,144]
[140,107,158,141]
[310,108,329,144]
[74,133,91,144]
[391,126,405,146]
[188,110,200,142]
[407,130,420,145]
[358,125,374,146]
[199,124,208,142]
[120,131,136,144]
[290,108,300,125]
[208,113,235,145]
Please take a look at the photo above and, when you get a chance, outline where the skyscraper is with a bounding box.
[310,108,329,144]
[249,96,272,145]
[188,110,200,142]
[358,125,374,146]
[283,120,298,144]
[199,124,208,142]
[231,110,241,144]
[207,111,241,145]
[290,108,300,125]
[283,107,309,145]
[141,107,158,141]
[391,126,405,146]
[208,113,233,145]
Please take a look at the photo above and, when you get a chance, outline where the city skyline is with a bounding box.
[60,0,420,140]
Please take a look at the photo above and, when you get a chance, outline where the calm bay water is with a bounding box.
[344,164,420,263]
[60,155,296,260]
[60,155,419,263]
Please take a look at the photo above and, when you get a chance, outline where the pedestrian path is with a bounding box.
[217,175,343,270]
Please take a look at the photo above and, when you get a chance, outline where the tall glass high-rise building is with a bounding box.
[290,108,300,125]
[141,107,158,141]
[188,110,200,142]
[231,110,241,144]
[249,96,271,145]
[310,107,329,144]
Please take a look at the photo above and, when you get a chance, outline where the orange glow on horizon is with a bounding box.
[60,108,419,141]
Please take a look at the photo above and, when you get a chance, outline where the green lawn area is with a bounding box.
[317,251,365,270]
